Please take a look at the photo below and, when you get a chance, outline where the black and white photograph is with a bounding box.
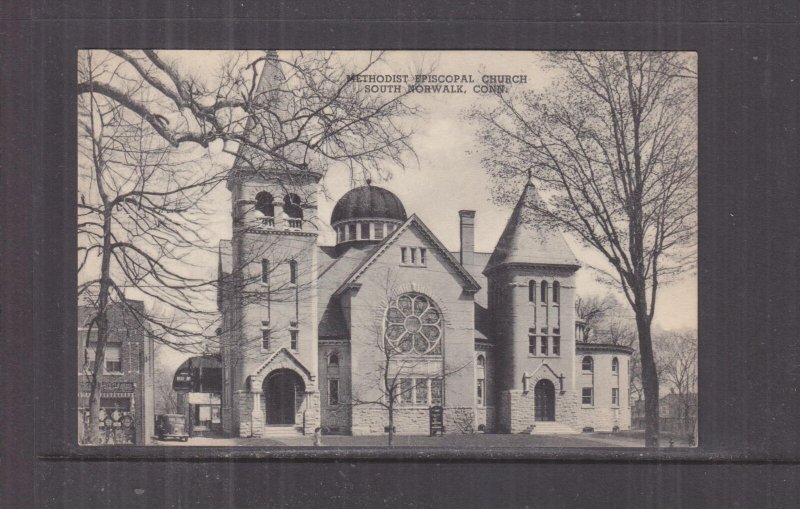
[76,50,697,449]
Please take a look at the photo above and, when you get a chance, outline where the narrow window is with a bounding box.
[528,280,536,302]
[348,223,357,241]
[261,329,271,350]
[328,379,339,406]
[552,281,560,304]
[410,247,417,264]
[104,345,122,373]
[553,336,561,356]
[255,191,275,217]
[401,247,407,264]
[540,336,549,355]
[420,248,427,265]
[540,281,549,303]
[328,353,339,367]
[361,222,370,240]
[612,357,619,374]
[337,227,344,243]
[374,222,384,239]
[399,378,413,405]
[430,379,443,406]
[289,260,297,284]
[261,259,270,284]
[612,388,619,406]
[528,334,536,355]
[582,356,594,373]
[582,387,594,406]
[415,379,428,405]
[290,330,298,350]
[386,223,396,234]
[476,355,485,368]
[477,379,485,406]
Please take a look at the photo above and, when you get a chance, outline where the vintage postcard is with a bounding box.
[76,50,697,448]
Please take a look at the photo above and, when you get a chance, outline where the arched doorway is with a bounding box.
[534,379,555,422]
[264,369,305,425]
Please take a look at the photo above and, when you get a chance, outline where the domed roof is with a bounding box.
[331,183,407,225]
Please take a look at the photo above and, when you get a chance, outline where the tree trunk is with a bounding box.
[84,210,113,444]
[387,401,394,446]
[635,308,660,447]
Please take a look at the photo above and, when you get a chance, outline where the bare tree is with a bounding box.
[77,50,423,443]
[655,331,698,441]
[348,269,470,445]
[575,293,616,341]
[469,52,697,446]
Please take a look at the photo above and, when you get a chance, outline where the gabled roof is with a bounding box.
[316,243,379,338]
[484,182,580,274]
[333,214,481,296]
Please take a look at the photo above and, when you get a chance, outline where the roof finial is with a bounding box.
[526,166,534,184]
[366,178,372,187]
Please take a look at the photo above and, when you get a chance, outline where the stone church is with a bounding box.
[216,52,632,438]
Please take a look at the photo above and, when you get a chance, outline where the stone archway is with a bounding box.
[263,369,305,425]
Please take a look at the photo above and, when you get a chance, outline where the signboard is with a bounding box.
[429,405,445,436]
[173,368,193,391]
[79,380,135,393]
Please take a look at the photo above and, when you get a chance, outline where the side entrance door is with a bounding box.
[534,379,555,421]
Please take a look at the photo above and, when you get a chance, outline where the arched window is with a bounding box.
[255,191,275,217]
[552,281,560,304]
[528,280,536,302]
[329,353,339,367]
[582,356,594,372]
[384,293,442,355]
[283,193,303,219]
[476,355,485,367]
[540,281,549,303]
[612,357,619,374]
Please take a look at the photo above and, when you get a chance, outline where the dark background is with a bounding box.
[2,1,799,507]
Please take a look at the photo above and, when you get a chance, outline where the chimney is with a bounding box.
[459,210,475,266]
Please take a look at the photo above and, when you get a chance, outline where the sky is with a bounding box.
[113,50,698,369]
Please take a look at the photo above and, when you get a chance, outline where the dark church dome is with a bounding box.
[331,183,407,225]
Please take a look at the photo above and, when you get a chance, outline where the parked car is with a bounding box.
[156,414,189,442]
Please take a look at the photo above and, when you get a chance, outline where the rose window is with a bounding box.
[385,293,442,355]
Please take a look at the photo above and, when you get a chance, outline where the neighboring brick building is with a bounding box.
[78,301,155,444]
[216,52,631,438]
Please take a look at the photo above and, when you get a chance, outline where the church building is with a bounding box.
[216,52,632,438]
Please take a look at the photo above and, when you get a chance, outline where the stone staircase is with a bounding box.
[259,425,304,438]
[524,422,578,435]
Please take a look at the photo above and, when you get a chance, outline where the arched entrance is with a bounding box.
[263,369,305,425]
[534,379,556,421]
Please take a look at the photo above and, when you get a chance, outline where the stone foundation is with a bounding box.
[498,389,579,433]
[351,406,478,435]
[577,405,630,432]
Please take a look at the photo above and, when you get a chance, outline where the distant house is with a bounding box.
[78,301,155,444]
[632,391,697,435]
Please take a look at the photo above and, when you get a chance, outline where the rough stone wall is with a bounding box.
[235,390,252,437]
[499,388,578,433]
[351,405,477,435]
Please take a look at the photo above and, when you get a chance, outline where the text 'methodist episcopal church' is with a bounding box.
[216,52,632,437]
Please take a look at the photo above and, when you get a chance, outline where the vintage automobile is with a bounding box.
[155,414,189,442]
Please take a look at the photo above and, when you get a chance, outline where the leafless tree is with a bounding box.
[655,331,698,441]
[77,50,423,443]
[348,269,470,446]
[469,52,697,446]
[575,293,616,341]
